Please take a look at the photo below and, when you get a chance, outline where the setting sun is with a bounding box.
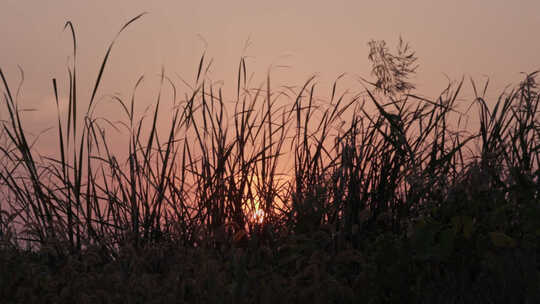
[243,174,267,225]
[252,208,265,225]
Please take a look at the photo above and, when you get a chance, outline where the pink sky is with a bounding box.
[1,0,539,156]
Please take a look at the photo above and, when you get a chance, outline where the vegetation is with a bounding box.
[0,16,539,303]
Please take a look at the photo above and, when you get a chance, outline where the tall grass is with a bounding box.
[0,15,538,253]
[0,16,539,302]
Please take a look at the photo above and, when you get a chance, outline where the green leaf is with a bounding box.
[451,216,462,234]
[451,215,474,239]
[489,232,516,248]
[462,216,474,239]
[438,228,455,257]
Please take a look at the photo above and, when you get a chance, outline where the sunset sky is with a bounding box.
[1,0,539,149]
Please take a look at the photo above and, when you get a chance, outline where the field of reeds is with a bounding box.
[1,15,539,303]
